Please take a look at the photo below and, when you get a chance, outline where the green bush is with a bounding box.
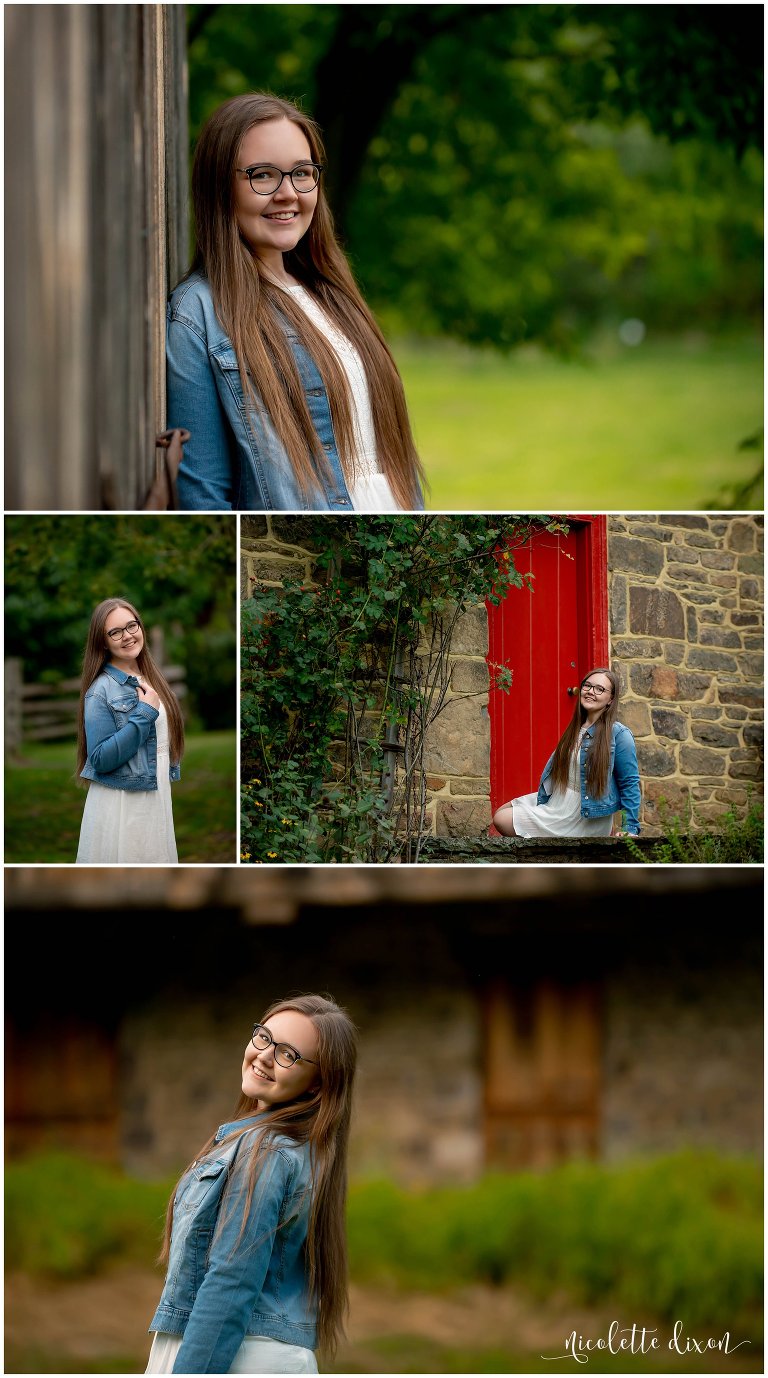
[347,1152,763,1341]
[5,1153,174,1277]
[6,1150,762,1346]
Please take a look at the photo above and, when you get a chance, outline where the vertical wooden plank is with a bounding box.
[5,5,92,507]
[5,3,188,510]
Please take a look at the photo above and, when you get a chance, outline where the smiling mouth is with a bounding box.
[264,211,299,220]
[250,1064,274,1082]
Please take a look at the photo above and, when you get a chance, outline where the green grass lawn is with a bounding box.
[393,332,763,510]
[4,731,236,864]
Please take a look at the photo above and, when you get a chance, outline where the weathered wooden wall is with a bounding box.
[5,4,188,510]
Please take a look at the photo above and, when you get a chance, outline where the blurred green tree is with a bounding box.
[185,4,762,349]
[4,517,236,729]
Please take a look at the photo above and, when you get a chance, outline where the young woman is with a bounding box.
[146,993,358,1375]
[167,92,425,513]
[492,668,641,838]
[76,598,184,863]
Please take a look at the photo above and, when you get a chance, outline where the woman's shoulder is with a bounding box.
[613,721,636,743]
[169,269,209,308]
[230,1126,310,1187]
[84,669,111,700]
[168,272,226,339]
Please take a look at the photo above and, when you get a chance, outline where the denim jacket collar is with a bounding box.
[214,1112,267,1142]
[102,661,139,687]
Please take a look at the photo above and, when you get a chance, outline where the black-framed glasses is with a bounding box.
[106,619,141,641]
[251,1023,319,1069]
[582,681,610,697]
[236,162,323,196]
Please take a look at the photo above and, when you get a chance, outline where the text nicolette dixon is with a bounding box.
[543,1320,750,1365]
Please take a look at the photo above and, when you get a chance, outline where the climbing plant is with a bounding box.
[240,514,567,862]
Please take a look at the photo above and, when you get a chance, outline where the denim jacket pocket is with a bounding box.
[212,348,250,414]
[178,1158,228,1212]
[110,695,139,717]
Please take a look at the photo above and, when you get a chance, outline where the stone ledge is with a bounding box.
[417,836,662,864]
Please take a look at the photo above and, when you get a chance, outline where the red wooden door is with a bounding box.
[487,518,608,816]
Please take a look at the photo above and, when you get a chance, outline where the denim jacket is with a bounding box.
[80,664,180,792]
[149,1115,316,1373]
[537,720,641,834]
[167,272,359,513]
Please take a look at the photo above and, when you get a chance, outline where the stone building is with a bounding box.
[5,867,762,1183]
[240,514,763,842]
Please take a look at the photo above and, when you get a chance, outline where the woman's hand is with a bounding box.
[137,679,161,710]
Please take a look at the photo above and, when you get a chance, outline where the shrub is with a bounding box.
[347,1152,763,1341]
[626,795,764,864]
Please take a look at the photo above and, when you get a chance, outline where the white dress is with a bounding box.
[284,284,403,513]
[510,726,614,838]
[76,701,178,863]
[145,1332,318,1373]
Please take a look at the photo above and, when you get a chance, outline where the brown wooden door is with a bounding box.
[483,977,601,1169]
[5,1015,119,1160]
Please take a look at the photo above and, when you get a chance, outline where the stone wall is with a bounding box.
[7,878,762,1179]
[421,604,493,838]
[107,907,767,1177]
[609,514,764,829]
[241,515,763,840]
[602,925,763,1158]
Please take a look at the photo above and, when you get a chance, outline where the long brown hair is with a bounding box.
[76,598,185,777]
[188,92,425,508]
[547,667,621,799]
[159,993,358,1358]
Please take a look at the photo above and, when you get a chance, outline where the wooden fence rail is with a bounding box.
[5,656,187,757]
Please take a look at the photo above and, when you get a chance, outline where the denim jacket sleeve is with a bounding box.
[537,751,555,803]
[613,724,642,835]
[172,1138,299,1374]
[167,307,236,511]
[84,686,159,774]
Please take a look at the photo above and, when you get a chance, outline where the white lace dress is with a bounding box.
[510,725,614,838]
[284,284,403,513]
[76,701,178,863]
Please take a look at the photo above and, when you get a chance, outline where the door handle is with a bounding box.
[567,686,579,695]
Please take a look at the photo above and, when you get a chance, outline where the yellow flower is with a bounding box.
[240,851,251,861]
[253,801,263,809]
[267,851,278,859]
[281,817,293,825]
